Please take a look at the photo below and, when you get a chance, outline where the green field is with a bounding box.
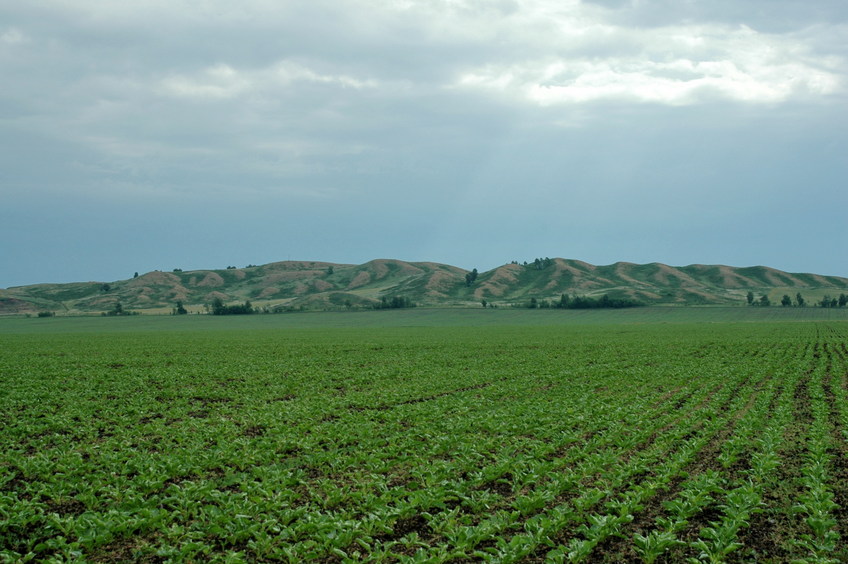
[2,310,848,562]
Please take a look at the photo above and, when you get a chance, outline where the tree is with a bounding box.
[210,298,254,315]
[465,268,478,287]
[795,293,805,307]
[820,295,833,308]
[376,296,415,309]
[101,283,111,293]
[481,299,488,308]
[781,295,792,307]
[758,295,771,307]
[547,293,640,310]
[326,266,334,276]
[211,297,225,315]
[133,272,139,278]
[173,301,188,315]
[105,301,124,316]
[746,291,754,306]
[839,293,847,308]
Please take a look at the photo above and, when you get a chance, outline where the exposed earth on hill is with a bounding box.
[2,258,847,315]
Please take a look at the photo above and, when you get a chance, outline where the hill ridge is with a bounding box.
[2,258,847,314]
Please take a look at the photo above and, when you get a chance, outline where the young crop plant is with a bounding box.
[2,318,847,561]
[634,530,685,564]
[789,361,842,562]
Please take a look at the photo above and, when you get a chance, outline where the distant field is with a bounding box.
[3,306,848,334]
[2,312,848,561]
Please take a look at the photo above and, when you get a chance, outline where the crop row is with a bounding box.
[1,322,848,561]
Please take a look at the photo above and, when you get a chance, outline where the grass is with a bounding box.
[3,310,848,561]
[3,306,848,335]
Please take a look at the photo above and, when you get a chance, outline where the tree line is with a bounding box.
[374,296,416,309]
[209,297,254,315]
[523,293,641,309]
[748,292,848,308]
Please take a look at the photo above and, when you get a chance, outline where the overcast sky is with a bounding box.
[2,0,847,287]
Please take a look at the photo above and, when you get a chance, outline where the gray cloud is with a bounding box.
[1,0,846,286]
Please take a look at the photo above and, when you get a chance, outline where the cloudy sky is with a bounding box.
[2,0,847,287]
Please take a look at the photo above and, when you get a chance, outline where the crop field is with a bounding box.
[2,313,848,562]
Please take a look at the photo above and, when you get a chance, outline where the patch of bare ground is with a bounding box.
[241,424,266,438]
[649,385,687,409]
[204,291,228,302]
[129,271,180,286]
[476,264,521,297]
[195,272,224,287]
[44,496,87,517]
[715,265,755,288]
[312,279,332,291]
[271,394,296,403]
[352,259,426,281]
[346,271,371,290]
[649,263,700,287]
[376,514,433,544]
[257,286,278,298]
[425,270,458,296]
[88,534,166,563]
[794,369,813,426]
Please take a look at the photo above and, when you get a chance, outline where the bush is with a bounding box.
[526,293,641,309]
[374,296,416,309]
[210,298,254,315]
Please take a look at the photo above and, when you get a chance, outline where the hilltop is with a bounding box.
[2,258,847,315]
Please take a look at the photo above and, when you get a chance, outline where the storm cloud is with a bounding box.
[2,0,846,286]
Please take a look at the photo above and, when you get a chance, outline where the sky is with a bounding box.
[2,0,847,287]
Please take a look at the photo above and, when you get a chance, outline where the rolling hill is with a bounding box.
[2,258,847,315]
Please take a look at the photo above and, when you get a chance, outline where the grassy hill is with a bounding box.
[2,258,847,315]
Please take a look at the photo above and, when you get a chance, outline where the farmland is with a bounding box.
[2,311,848,562]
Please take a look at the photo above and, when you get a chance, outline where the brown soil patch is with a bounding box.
[241,424,266,438]
[264,271,316,283]
[45,497,87,517]
[425,270,458,296]
[312,279,333,292]
[89,534,165,563]
[258,287,278,298]
[477,264,521,297]
[346,271,371,290]
[368,259,424,278]
[196,272,224,287]
[129,271,180,287]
